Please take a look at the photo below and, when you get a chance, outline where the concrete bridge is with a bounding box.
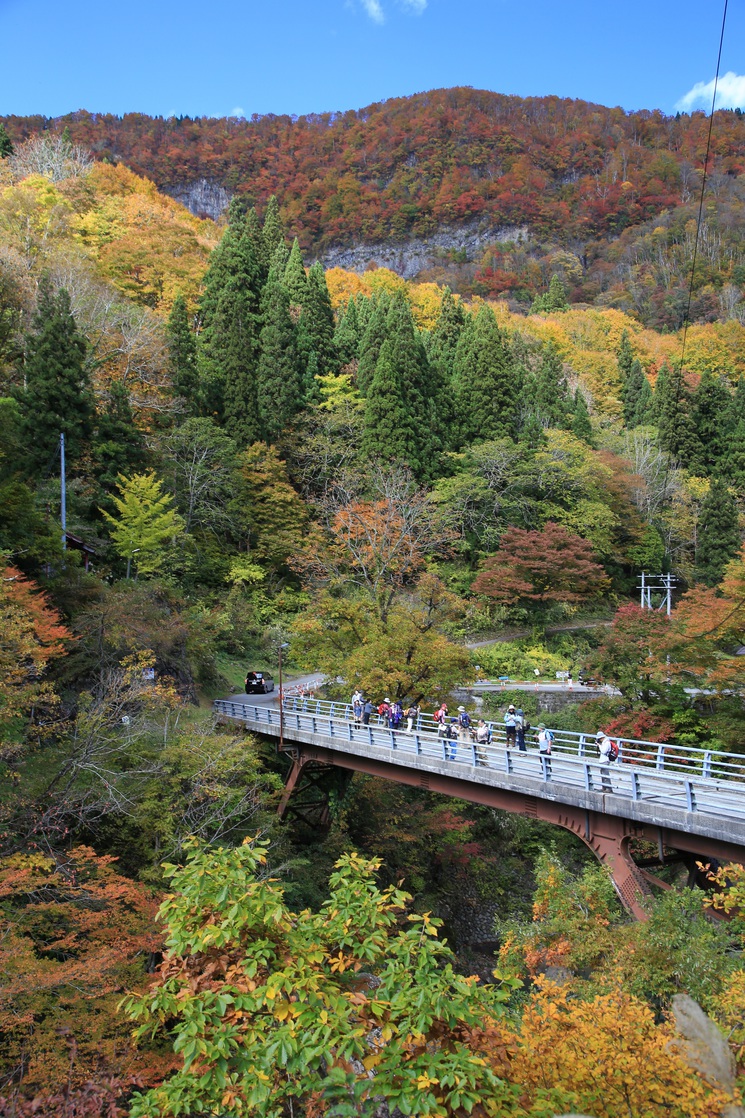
[213,696,745,920]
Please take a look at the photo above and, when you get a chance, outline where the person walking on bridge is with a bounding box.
[362,698,373,726]
[596,729,616,792]
[405,702,420,733]
[537,723,553,779]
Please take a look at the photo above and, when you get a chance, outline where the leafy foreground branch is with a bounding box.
[124,841,731,1118]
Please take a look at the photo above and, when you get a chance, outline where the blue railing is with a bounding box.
[212,696,745,822]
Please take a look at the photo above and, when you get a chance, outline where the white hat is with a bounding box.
[457,705,466,712]
[384,698,390,703]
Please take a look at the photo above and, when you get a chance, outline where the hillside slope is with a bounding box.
[4,88,745,326]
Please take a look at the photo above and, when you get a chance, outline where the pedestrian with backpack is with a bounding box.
[446,718,459,761]
[378,698,391,727]
[595,729,617,791]
[433,702,449,737]
[405,702,420,732]
[457,705,472,746]
[390,700,403,730]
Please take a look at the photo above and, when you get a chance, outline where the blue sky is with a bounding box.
[0,0,743,120]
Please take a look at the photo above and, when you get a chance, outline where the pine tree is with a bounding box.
[362,340,419,469]
[571,388,594,444]
[531,342,572,427]
[302,263,339,377]
[284,239,308,305]
[356,295,391,395]
[200,203,263,444]
[617,329,635,383]
[652,364,698,465]
[256,278,304,442]
[695,479,741,586]
[0,123,14,158]
[166,295,199,411]
[688,372,733,476]
[622,360,653,427]
[530,274,568,313]
[334,298,361,366]
[262,196,286,259]
[245,207,268,284]
[429,287,465,376]
[19,278,92,474]
[453,305,518,445]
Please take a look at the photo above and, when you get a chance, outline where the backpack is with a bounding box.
[608,739,619,761]
[459,711,471,727]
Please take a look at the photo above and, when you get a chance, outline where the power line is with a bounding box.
[677,0,729,375]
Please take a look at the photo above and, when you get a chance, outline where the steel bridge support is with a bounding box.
[276,746,742,921]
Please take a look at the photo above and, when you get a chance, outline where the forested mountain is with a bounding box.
[1,122,745,1117]
[3,87,745,326]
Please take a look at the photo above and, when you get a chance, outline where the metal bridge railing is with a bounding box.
[212,697,745,821]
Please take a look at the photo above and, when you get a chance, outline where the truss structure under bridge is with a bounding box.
[213,695,745,920]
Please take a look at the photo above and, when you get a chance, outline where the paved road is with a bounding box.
[466,619,613,650]
[227,673,326,708]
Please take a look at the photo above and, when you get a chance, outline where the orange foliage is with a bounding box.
[0,848,172,1104]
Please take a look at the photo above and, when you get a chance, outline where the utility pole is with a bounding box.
[278,642,289,754]
[638,572,675,613]
[60,432,67,551]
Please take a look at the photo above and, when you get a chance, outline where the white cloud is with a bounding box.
[399,0,427,11]
[360,0,385,22]
[230,106,246,118]
[676,71,745,112]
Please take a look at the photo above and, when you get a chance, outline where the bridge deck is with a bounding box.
[213,697,745,851]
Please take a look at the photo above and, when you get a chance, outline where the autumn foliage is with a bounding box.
[472,522,609,607]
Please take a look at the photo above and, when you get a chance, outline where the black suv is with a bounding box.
[244,671,275,694]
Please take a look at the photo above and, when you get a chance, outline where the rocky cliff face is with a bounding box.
[164,178,231,221]
[320,221,529,280]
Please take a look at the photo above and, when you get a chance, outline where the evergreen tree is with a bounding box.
[166,295,199,411]
[617,329,635,383]
[200,203,263,443]
[688,372,734,476]
[0,123,13,158]
[571,388,594,444]
[453,305,518,445]
[362,298,439,475]
[722,419,745,489]
[695,479,741,586]
[622,360,653,427]
[531,342,572,427]
[362,340,419,469]
[245,207,268,284]
[19,278,92,474]
[284,239,308,305]
[530,274,568,314]
[356,295,391,395]
[652,364,698,465]
[256,278,304,442]
[302,262,339,377]
[333,298,361,366]
[268,241,290,283]
[92,381,148,505]
[429,287,465,376]
[262,196,286,259]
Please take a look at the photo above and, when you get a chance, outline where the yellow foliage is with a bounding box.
[409,281,445,329]
[325,267,372,309]
[366,267,409,298]
[506,980,731,1118]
